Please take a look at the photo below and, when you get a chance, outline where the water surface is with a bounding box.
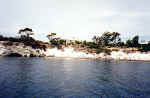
[0,57,150,98]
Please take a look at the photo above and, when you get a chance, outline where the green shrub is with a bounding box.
[86,42,99,48]
[96,48,102,54]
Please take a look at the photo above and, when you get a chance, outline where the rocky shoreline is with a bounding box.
[0,42,150,61]
[0,42,46,57]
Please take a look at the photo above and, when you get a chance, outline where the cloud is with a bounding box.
[0,0,150,41]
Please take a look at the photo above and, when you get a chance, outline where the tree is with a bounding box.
[92,32,121,46]
[47,33,65,47]
[126,40,132,47]
[101,32,113,46]
[132,35,139,47]
[92,35,99,44]
[75,40,82,45]
[59,39,66,45]
[116,41,125,47]
[111,32,120,43]
[47,32,56,41]
[126,35,139,48]
[18,28,34,38]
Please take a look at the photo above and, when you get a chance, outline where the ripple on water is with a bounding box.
[0,57,150,98]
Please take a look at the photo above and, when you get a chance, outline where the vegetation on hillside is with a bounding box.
[0,28,150,53]
[0,28,47,51]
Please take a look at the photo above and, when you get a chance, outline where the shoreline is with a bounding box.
[44,48,150,61]
[1,42,150,61]
[2,56,150,62]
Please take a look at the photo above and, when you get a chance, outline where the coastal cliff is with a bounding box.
[0,41,46,57]
[44,47,150,61]
[0,41,150,61]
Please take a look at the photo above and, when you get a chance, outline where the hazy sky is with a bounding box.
[0,0,150,41]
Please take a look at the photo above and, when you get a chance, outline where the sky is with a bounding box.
[0,0,150,41]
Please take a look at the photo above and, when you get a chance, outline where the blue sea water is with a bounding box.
[0,57,150,98]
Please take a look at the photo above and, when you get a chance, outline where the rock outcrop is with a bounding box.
[0,41,46,57]
[1,41,150,61]
[6,53,22,57]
